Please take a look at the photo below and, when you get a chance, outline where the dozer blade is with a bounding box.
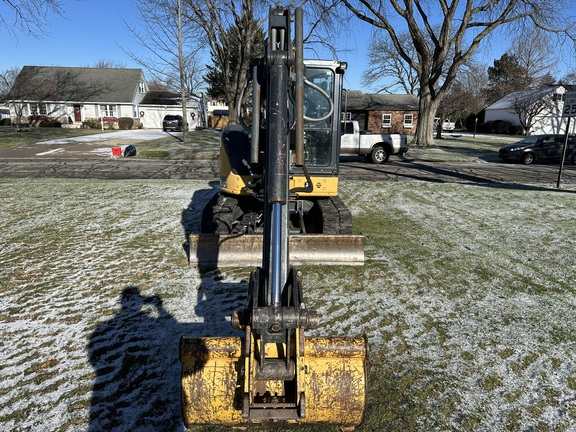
[188,233,365,267]
[180,335,367,427]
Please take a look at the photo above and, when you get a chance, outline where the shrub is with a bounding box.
[39,118,62,128]
[508,125,524,136]
[118,117,134,130]
[465,114,477,132]
[497,121,511,134]
[477,121,493,133]
[492,120,511,134]
[82,118,101,129]
[0,118,11,126]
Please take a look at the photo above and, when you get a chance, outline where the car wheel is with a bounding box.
[370,146,389,164]
[571,154,576,165]
[521,153,535,165]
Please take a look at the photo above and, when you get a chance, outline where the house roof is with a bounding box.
[9,66,144,103]
[343,90,419,111]
[140,91,181,105]
[139,91,203,106]
[486,85,564,110]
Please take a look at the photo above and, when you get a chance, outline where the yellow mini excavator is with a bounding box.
[181,6,367,427]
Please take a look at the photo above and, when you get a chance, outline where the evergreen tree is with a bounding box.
[486,54,531,103]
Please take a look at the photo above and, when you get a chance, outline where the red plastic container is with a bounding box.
[111,146,121,156]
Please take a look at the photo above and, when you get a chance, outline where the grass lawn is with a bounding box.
[404,133,519,163]
[2,178,576,431]
[134,131,220,160]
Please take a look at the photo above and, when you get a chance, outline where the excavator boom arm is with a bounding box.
[180,7,367,427]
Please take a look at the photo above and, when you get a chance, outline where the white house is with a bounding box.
[7,66,210,129]
[484,85,572,135]
[8,66,149,126]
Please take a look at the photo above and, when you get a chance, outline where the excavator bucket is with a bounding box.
[180,334,367,427]
[180,337,244,426]
[188,233,365,268]
[301,336,367,425]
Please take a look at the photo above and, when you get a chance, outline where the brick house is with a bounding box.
[342,90,419,134]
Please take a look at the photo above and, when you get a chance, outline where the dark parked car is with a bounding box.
[498,134,576,165]
[162,114,183,132]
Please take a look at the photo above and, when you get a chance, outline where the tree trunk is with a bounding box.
[414,92,440,147]
[227,99,238,125]
[177,0,188,143]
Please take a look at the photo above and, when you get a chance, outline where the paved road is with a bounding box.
[339,159,576,185]
[0,158,219,180]
[1,157,575,186]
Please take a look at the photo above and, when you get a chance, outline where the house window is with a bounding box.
[404,114,413,128]
[382,113,392,128]
[341,112,351,122]
[100,104,116,117]
[138,81,146,93]
[29,103,47,116]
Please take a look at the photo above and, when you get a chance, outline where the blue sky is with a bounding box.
[1,1,575,92]
[0,0,371,90]
[1,1,144,71]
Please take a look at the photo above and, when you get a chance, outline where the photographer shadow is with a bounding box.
[87,182,247,430]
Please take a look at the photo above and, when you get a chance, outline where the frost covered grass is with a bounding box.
[404,134,518,163]
[1,178,576,431]
[0,127,115,149]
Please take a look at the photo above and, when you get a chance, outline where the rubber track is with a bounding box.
[201,193,239,233]
[203,194,353,235]
[316,196,353,235]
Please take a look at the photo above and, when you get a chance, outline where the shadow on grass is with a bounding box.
[87,182,246,431]
[87,279,246,431]
[341,159,576,194]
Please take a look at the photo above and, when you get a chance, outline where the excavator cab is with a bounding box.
[181,7,367,428]
[187,59,364,267]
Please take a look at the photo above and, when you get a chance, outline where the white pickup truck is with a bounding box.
[340,121,408,163]
[434,117,456,132]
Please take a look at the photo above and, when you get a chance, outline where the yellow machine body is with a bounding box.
[180,334,367,426]
[219,145,339,198]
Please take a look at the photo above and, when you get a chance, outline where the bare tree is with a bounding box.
[123,0,203,93]
[179,1,346,125]
[510,29,558,84]
[455,62,489,116]
[123,0,204,142]
[560,71,576,85]
[511,87,558,135]
[181,0,267,125]
[91,59,127,69]
[363,31,419,95]
[341,0,575,146]
[1,0,63,36]
[0,67,20,102]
